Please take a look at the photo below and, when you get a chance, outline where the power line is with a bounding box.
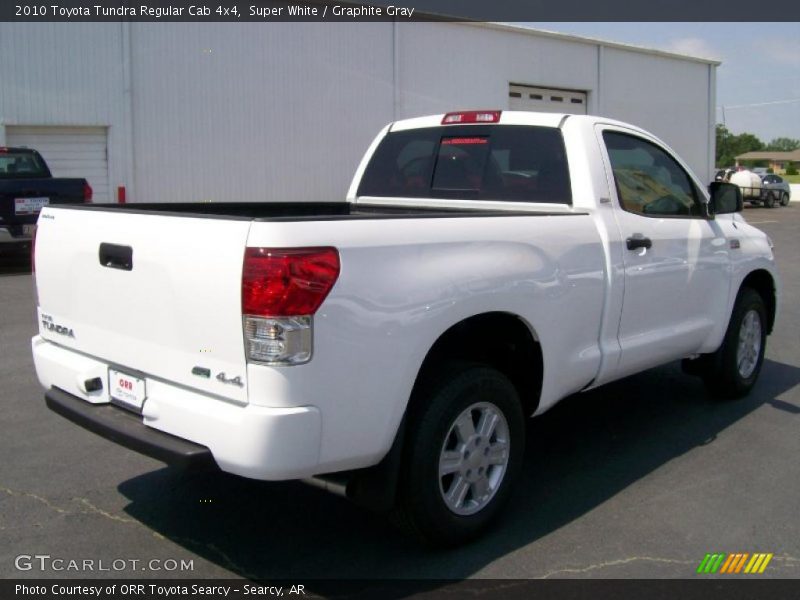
[717,98,800,110]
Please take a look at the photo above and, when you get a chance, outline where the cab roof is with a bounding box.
[389,111,570,132]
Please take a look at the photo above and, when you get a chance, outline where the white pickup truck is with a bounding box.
[31,111,779,545]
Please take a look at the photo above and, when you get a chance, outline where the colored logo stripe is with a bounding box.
[697,553,726,573]
[719,554,736,573]
[721,553,747,573]
[698,552,773,574]
[745,553,773,574]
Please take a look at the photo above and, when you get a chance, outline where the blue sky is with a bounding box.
[526,23,800,143]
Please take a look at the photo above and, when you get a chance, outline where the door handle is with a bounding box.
[99,243,133,271]
[626,235,652,251]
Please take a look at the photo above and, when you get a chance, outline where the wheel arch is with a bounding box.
[740,269,777,334]
[409,311,544,419]
[331,312,543,513]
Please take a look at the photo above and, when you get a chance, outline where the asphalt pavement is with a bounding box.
[1,205,799,582]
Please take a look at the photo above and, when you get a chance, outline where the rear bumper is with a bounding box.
[45,387,215,467]
[33,336,323,480]
[0,226,32,246]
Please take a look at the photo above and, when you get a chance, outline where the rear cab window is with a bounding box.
[0,150,49,179]
[357,125,572,204]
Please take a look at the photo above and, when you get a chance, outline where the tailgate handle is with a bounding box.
[99,243,133,271]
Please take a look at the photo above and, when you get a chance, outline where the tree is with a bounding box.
[766,137,800,152]
[715,124,764,168]
[716,124,736,167]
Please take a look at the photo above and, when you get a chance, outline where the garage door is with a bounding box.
[509,84,588,115]
[6,126,110,203]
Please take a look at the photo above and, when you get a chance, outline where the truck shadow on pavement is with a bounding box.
[0,251,32,275]
[117,358,800,582]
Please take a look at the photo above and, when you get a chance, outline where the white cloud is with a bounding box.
[663,38,721,61]
[758,38,800,67]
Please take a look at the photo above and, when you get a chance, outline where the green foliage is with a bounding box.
[716,124,764,168]
[766,137,800,152]
[766,168,774,174]
[786,165,799,176]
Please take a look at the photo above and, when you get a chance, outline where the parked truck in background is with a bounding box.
[31,111,779,545]
[0,147,92,252]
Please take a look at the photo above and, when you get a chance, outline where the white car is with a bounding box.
[31,111,780,545]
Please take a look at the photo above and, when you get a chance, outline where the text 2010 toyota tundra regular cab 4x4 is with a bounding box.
[32,111,779,545]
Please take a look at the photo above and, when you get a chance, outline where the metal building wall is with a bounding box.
[395,23,599,118]
[599,46,715,182]
[397,22,716,180]
[0,22,717,203]
[128,23,395,203]
[0,23,132,199]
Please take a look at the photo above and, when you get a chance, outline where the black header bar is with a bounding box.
[3,0,800,22]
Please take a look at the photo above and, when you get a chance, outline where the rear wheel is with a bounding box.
[393,363,524,546]
[763,193,776,208]
[701,288,767,399]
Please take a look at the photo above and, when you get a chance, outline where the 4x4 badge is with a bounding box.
[216,372,244,387]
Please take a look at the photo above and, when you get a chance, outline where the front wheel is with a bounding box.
[780,192,790,207]
[393,363,525,546]
[702,288,767,399]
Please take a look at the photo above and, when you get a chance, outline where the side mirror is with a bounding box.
[708,181,743,215]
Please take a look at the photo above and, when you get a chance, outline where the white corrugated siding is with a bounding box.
[600,47,714,183]
[0,22,716,201]
[128,23,395,203]
[0,23,130,198]
[396,23,599,119]
[6,126,110,203]
[397,23,714,180]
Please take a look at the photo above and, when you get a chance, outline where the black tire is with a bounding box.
[702,288,767,399]
[763,193,775,208]
[393,362,525,546]
[780,192,790,207]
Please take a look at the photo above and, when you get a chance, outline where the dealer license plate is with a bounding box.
[109,368,147,412]
[15,197,49,215]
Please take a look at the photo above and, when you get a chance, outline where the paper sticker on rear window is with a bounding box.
[441,137,489,146]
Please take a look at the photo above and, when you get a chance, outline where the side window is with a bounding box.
[603,131,702,218]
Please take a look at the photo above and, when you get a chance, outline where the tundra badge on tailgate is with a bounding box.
[40,314,75,338]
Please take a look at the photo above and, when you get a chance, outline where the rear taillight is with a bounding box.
[83,182,93,203]
[242,247,340,317]
[242,247,340,365]
[442,110,501,124]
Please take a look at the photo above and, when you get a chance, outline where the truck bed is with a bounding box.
[50,201,579,222]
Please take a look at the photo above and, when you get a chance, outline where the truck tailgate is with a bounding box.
[34,206,252,404]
